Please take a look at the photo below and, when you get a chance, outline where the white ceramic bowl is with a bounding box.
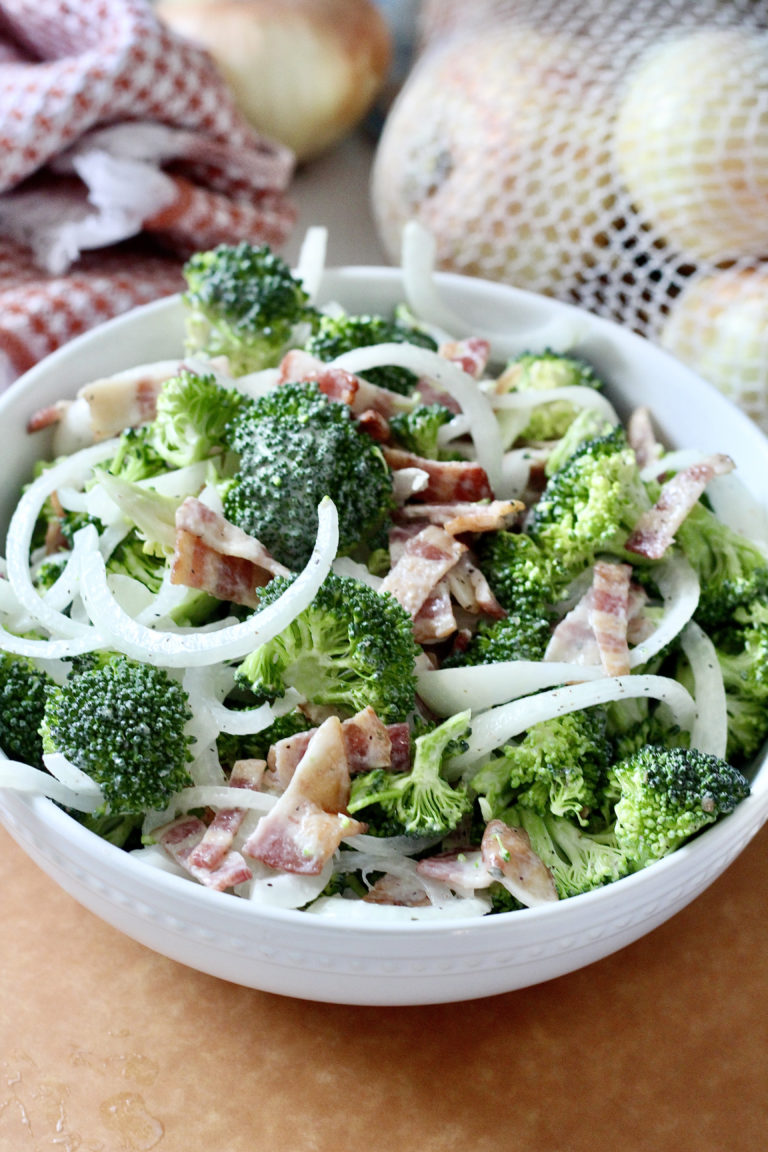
[2,267,768,1006]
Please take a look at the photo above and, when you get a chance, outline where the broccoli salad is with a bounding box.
[0,223,760,920]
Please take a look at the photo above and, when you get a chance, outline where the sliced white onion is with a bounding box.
[490,384,619,423]
[148,784,278,826]
[77,497,338,667]
[294,225,328,303]
[183,664,303,735]
[5,438,119,639]
[679,620,728,759]
[330,343,503,492]
[344,832,443,857]
[706,470,768,554]
[400,220,587,361]
[448,674,698,772]
[331,556,383,589]
[304,893,491,921]
[629,553,700,668]
[0,757,104,813]
[0,622,103,659]
[640,448,707,482]
[333,848,456,908]
[42,751,105,800]
[239,857,333,909]
[417,660,606,717]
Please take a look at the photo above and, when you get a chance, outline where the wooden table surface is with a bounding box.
[2,134,767,1152]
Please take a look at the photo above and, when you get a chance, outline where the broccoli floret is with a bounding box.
[183,241,318,375]
[388,402,454,459]
[675,501,768,629]
[148,369,250,469]
[305,312,437,396]
[610,743,750,868]
[505,806,632,898]
[107,528,167,593]
[444,531,556,666]
[500,349,606,443]
[106,426,167,483]
[235,572,419,724]
[545,406,617,477]
[529,425,653,580]
[222,381,393,569]
[216,709,313,773]
[94,469,179,559]
[40,655,195,814]
[0,652,56,767]
[708,599,768,763]
[348,711,472,836]
[471,707,611,824]
[73,811,144,849]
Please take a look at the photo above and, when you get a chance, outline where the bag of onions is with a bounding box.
[371,0,768,430]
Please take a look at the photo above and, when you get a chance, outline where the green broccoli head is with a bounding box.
[505,806,632,898]
[472,707,611,823]
[0,652,56,767]
[501,349,606,443]
[529,425,652,579]
[675,501,768,629]
[709,599,768,763]
[222,381,393,569]
[235,572,419,725]
[610,743,750,868]
[106,528,167,593]
[183,241,318,375]
[148,369,250,469]
[348,710,472,836]
[41,655,195,814]
[544,406,617,477]
[388,402,454,459]
[443,531,556,667]
[106,426,167,484]
[305,312,437,396]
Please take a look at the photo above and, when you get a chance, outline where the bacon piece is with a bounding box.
[445,553,506,619]
[356,408,390,442]
[277,348,404,418]
[187,759,266,871]
[416,848,493,892]
[395,499,523,534]
[627,406,661,470]
[26,400,70,433]
[545,588,600,667]
[363,873,432,907]
[481,819,558,906]
[589,560,632,677]
[157,815,253,891]
[78,360,185,440]
[268,707,396,789]
[413,581,457,643]
[438,336,491,379]
[242,716,367,874]
[383,447,494,503]
[626,453,735,559]
[170,496,290,608]
[380,524,467,618]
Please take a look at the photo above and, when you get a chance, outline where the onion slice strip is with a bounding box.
[0,758,104,813]
[447,674,697,773]
[679,621,728,759]
[417,660,606,717]
[400,220,587,361]
[629,553,700,668]
[331,343,503,492]
[77,497,338,667]
[5,438,119,639]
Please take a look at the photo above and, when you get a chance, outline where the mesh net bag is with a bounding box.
[371,0,768,429]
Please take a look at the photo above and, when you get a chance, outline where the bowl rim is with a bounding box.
[2,265,768,938]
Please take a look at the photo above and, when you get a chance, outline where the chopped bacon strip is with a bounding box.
[242,716,367,874]
[356,408,390,442]
[383,447,494,502]
[481,819,558,906]
[268,706,396,789]
[395,499,523,534]
[438,336,491,379]
[26,400,70,434]
[416,848,493,892]
[627,406,661,470]
[79,360,185,440]
[413,581,457,643]
[545,566,647,669]
[380,524,467,618]
[187,759,266,871]
[363,873,432,907]
[446,553,506,619]
[277,348,404,418]
[170,497,290,608]
[157,815,253,891]
[626,453,735,559]
[589,561,632,677]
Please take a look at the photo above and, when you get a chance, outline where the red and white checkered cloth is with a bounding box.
[0,0,298,388]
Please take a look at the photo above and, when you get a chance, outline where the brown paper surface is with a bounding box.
[1,822,766,1152]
